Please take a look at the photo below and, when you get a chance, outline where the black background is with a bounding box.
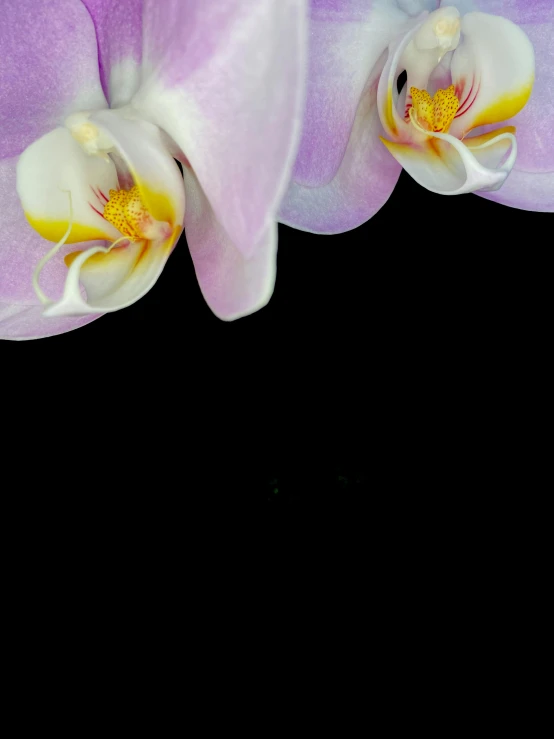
[2,173,550,505]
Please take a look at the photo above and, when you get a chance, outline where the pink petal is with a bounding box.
[183,168,276,321]
[399,1,441,12]
[280,66,401,233]
[132,0,307,259]
[0,302,99,341]
[294,0,409,187]
[0,0,106,159]
[81,0,143,107]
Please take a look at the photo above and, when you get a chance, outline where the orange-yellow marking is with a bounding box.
[468,81,533,132]
[102,185,156,239]
[410,85,460,133]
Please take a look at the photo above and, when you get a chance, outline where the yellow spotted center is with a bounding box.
[103,185,154,239]
[410,85,460,133]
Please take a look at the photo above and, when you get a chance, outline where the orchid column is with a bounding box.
[0,0,307,340]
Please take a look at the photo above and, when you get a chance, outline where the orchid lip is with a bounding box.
[16,109,186,318]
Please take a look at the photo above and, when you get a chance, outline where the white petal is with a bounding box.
[449,12,535,138]
[16,127,120,244]
[378,17,420,140]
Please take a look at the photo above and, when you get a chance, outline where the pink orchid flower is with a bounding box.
[0,0,306,340]
[280,0,551,234]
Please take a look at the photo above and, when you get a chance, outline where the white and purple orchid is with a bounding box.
[280,0,552,233]
[0,0,306,339]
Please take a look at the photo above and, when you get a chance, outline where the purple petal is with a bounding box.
[441,1,549,22]
[183,168,276,321]
[294,0,409,188]
[0,0,106,159]
[0,302,99,341]
[477,162,554,212]
[398,1,441,13]
[81,0,143,106]
[133,0,307,259]
[280,70,401,233]
[0,157,100,340]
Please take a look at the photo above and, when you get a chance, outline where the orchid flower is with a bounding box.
[280,0,551,234]
[0,0,306,340]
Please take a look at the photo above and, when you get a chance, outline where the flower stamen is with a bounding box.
[410,85,460,133]
[103,185,170,241]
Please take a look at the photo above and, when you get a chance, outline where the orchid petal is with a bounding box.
[478,164,554,212]
[132,0,306,259]
[443,1,551,26]
[280,80,401,234]
[81,0,143,107]
[448,12,535,139]
[0,302,98,341]
[294,0,409,187]
[16,127,120,244]
[0,157,99,340]
[183,168,276,321]
[0,0,107,159]
[377,15,422,141]
[399,1,441,13]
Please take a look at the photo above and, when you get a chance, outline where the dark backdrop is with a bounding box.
[2,172,550,505]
